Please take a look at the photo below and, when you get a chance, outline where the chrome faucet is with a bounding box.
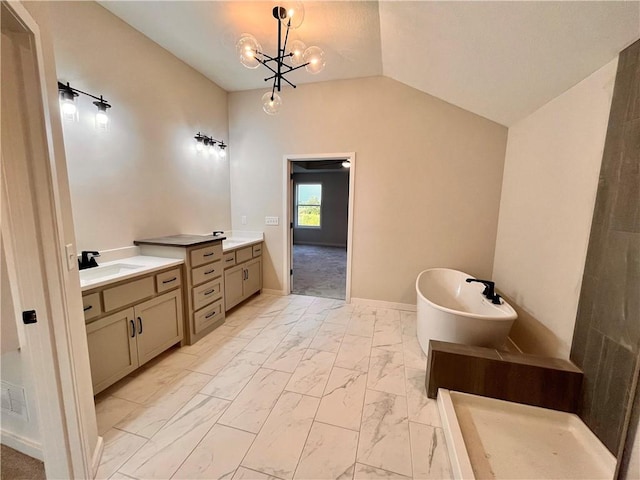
[78,251,100,270]
[466,278,502,304]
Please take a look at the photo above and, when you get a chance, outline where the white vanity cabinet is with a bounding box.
[224,244,263,311]
[83,266,184,394]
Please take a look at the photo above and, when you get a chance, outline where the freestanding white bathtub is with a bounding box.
[416,268,517,354]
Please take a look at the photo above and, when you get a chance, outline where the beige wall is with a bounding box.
[49,2,231,252]
[493,58,618,358]
[229,77,508,304]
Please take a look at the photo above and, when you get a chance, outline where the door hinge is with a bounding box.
[290,269,293,275]
[22,310,37,324]
[290,222,293,229]
[290,173,294,180]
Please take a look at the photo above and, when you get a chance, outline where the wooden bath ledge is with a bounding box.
[426,340,583,413]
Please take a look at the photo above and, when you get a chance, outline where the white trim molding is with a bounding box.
[282,152,356,302]
[350,297,417,312]
[0,430,43,461]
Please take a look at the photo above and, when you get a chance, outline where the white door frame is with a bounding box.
[282,153,355,302]
[2,2,99,477]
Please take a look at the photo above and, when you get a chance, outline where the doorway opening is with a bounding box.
[283,154,355,301]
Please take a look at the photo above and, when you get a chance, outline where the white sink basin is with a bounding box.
[79,263,141,282]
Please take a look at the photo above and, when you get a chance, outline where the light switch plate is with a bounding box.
[65,244,76,270]
[241,215,247,225]
[265,216,279,226]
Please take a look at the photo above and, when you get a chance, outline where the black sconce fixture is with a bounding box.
[58,81,111,129]
[194,132,227,158]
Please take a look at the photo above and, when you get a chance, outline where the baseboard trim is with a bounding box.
[350,297,416,311]
[1,429,43,461]
[261,288,287,296]
[91,435,104,478]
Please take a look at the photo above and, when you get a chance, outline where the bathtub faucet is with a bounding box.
[465,278,502,305]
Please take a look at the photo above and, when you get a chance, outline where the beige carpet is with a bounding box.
[292,244,346,299]
[1,444,45,480]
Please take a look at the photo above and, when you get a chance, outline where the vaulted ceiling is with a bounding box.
[99,1,639,126]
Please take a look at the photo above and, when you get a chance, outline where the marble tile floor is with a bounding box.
[94,294,452,480]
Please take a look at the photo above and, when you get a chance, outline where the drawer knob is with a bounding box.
[162,277,177,284]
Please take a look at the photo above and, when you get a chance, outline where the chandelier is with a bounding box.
[237,3,326,115]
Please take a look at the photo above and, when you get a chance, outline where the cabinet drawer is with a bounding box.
[236,247,252,263]
[103,276,155,312]
[82,292,102,322]
[192,261,222,286]
[190,243,223,267]
[193,279,223,311]
[252,244,263,257]
[222,251,236,268]
[156,268,181,293]
[193,300,223,334]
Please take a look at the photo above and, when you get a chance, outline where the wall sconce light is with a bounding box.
[58,81,112,130]
[194,132,227,158]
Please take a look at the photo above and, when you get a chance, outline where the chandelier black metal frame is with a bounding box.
[237,3,325,115]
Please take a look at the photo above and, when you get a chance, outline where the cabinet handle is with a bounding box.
[204,289,215,296]
[205,310,217,319]
[83,305,93,312]
[130,319,135,338]
[138,317,143,335]
[203,252,214,257]
[162,277,177,284]
[225,257,234,263]
[204,269,216,275]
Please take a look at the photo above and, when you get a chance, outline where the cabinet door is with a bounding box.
[244,258,262,298]
[134,290,184,366]
[86,308,137,394]
[224,264,245,311]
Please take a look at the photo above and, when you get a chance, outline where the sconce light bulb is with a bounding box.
[219,148,227,158]
[96,110,109,126]
[196,141,204,152]
[61,100,77,116]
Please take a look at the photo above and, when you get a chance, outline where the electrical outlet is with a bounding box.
[241,215,247,225]
[265,216,279,226]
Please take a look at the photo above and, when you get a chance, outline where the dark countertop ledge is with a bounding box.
[134,234,226,247]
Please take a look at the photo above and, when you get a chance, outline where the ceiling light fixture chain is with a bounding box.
[237,2,326,115]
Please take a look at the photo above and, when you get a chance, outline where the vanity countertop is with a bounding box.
[133,234,226,247]
[80,255,184,292]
